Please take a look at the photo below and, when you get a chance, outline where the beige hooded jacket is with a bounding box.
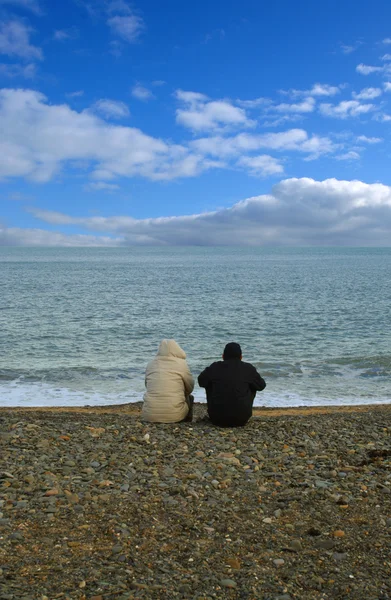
[142,339,195,423]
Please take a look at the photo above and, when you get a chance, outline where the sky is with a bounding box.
[1,0,391,246]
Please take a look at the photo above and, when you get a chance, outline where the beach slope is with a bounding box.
[1,404,391,599]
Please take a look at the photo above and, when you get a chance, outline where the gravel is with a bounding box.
[1,403,391,599]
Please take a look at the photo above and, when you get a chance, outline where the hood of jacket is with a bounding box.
[157,339,186,359]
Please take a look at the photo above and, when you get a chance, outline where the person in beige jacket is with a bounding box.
[142,339,195,423]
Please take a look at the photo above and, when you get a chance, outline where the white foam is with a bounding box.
[0,381,390,409]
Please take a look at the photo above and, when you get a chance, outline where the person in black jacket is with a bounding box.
[198,342,266,427]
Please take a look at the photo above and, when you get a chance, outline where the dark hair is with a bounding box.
[223,342,242,360]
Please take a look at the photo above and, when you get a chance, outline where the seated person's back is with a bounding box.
[142,339,194,423]
[198,342,266,427]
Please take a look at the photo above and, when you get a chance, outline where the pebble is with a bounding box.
[315,538,335,550]
[220,579,237,588]
[288,539,302,552]
[273,559,285,567]
[333,552,348,562]
[1,405,391,599]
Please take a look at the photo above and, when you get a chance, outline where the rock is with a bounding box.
[64,491,79,504]
[273,559,285,567]
[131,582,149,590]
[44,489,59,496]
[315,538,335,550]
[315,480,330,489]
[220,579,237,588]
[225,557,241,569]
[332,530,345,538]
[333,552,348,561]
[289,539,302,552]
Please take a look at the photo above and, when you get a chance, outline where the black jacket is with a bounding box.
[198,359,266,427]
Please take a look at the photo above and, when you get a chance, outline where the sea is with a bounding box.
[1,247,390,408]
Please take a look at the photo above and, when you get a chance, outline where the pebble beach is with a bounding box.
[1,403,391,600]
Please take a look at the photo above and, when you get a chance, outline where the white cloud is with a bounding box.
[14,177,391,247]
[383,38,391,44]
[262,114,303,128]
[106,0,133,14]
[176,90,208,104]
[352,87,382,100]
[191,129,336,160]
[92,98,130,119]
[273,97,316,113]
[0,0,41,14]
[357,135,382,143]
[0,61,36,77]
[384,82,391,91]
[374,112,391,122]
[236,97,272,108]
[175,89,254,132]
[356,63,384,75]
[107,14,144,42]
[131,83,153,101]
[336,151,360,161]
[340,43,361,54]
[0,88,217,183]
[283,84,341,98]
[0,226,122,246]
[237,155,284,177]
[319,100,375,118]
[308,83,341,96]
[66,90,84,98]
[0,20,42,60]
[381,54,391,61]
[86,181,120,191]
[53,28,78,41]
[76,1,144,45]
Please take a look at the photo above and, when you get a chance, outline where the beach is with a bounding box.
[1,404,391,599]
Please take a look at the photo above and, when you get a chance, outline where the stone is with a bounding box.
[273,559,285,567]
[220,579,237,588]
[333,552,348,562]
[332,530,345,538]
[315,538,335,550]
[289,539,302,552]
[225,557,241,569]
[44,489,59,496]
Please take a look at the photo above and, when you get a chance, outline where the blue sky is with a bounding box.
[1,0,391,245]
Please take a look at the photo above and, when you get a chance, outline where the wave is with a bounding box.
[0,380,390,408]
[2,354,391,385]
[254,354,391,379]
[0,366,135,383]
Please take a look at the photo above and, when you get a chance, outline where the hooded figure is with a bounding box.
[198,342,266,427]
[142,339,195,423]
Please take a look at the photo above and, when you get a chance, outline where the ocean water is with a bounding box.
[0,247,390,408]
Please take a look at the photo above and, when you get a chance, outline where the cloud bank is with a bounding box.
[3,178,391,247]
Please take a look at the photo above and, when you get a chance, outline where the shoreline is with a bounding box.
[1,401,391,417]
